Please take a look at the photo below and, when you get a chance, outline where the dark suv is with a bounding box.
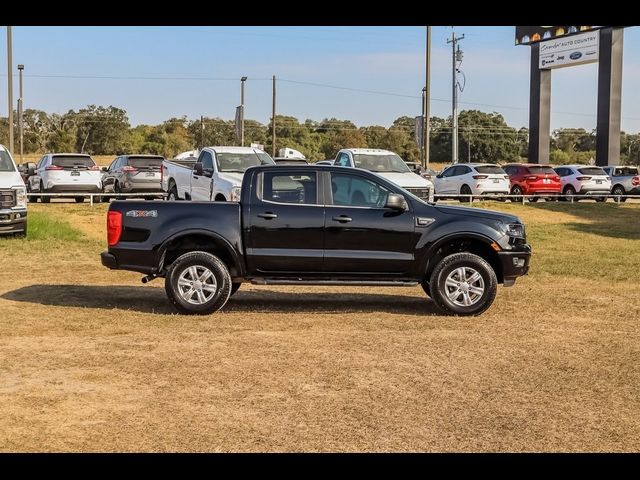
[102,155,164,200]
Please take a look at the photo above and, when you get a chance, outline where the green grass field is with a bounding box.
[0,201,639,452]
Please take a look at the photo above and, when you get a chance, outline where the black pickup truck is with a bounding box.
[101,165,531,316]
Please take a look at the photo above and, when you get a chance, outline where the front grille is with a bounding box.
[406,187,431,201]
[0,189,16,208]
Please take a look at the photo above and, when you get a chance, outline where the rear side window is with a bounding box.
[128,157,163,168]
[52,155,95,168]
[578,167,607,176]
[614,167,639,176]
[475,165,505,174]
[262,172,317,205]
[528,166,556,175]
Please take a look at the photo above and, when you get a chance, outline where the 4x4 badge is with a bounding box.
[126,210,158,218]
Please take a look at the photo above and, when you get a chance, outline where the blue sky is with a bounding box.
[2,26,639,132]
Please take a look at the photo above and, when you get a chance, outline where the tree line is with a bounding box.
[1,105,638,165]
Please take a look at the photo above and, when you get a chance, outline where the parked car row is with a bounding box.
[430,162,640,202]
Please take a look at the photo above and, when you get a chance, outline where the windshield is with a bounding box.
[52,155,95,169]
[128,157,163,169]
[528,166,556,175]
[0,150,17,172]
[475,165,506,175]
[353,154,411,173]
[578,167,607,176]
[217,152,274,172]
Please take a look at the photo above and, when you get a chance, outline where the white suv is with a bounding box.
[28,153,103,203]
[333,148,434,202]
[553,165,611,201]
[433,163,510,201]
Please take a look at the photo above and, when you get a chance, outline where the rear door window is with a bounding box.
[262,171,318,205]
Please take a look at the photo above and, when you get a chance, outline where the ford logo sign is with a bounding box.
[570,51,582,60]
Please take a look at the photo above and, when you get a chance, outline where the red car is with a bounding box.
[502,163,561,201]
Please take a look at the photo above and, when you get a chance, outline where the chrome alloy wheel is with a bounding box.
[444,266,485,307]
[177,265,218,305]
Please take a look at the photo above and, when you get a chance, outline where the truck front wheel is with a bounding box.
[428,252,497,316]
[165,251,232,315]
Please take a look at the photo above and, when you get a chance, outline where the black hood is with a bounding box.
[433,204,521,224]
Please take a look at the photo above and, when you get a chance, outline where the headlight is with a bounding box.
[505,223,525,239]
[230,186,242,202]
[13,186,27,209]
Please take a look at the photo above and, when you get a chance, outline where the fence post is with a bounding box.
[468,194,472,206]
[90,194,93,207]
[522,195,525,206]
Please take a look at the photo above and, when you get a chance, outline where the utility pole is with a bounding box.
[424,26,431,169]
[240,76,247,147]
[7,26,14,155]
[18,64,24,162]
[447,30,464,164]
[272,75,277,158]
[467,128,471,163]
[200,115,204,149]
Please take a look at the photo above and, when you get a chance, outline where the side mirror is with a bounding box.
[193,162,204,176]
[436,173,443,179]
[385,193,407,211]
[101,166,108,172]
[27,166,36,176]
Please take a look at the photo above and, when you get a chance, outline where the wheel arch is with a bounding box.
[423,233,503,284]
[158,229,244,278]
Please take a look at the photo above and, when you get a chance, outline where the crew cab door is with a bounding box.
[245,169,324,273]
[324,171,416,275]
[191,150,214,201]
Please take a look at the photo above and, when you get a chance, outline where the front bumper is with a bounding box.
[498,246,531,287]
[0,209,27,235]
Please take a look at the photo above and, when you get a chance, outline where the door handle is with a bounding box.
[258,212,278,219]
[193,175,199,179]
[332,215,352,223]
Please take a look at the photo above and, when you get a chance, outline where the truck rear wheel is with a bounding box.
[428,252,497,316]
[165,251,232,315]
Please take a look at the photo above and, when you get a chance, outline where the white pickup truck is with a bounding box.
[0,144,27,236]
[333,148,435,202]
[162,146,275,201]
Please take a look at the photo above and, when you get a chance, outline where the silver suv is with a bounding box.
[602,166,640,202]
[102,155,164,200]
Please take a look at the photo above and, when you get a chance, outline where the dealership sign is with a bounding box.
[515,26,603,45]
[538,31,599,69]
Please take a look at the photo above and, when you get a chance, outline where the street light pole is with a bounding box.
[7,26,14,156]
[18,64,24,162]
[424,26,431,169]
[240,76,247,147]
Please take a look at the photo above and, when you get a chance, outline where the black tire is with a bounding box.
[14,222,27,238]
[459,185,472,203]
[528,196,539,203]
[429,252,498,316]
[612,185,627,203]
[230,282,242,297]
[75,196,85,203]
[165,251,232,315]
[168,185,179,201]
[215,195,226,202]
[595,196,606,203]
[563,185,576,202]
[41,184,51,203]
[510,185,523,202]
